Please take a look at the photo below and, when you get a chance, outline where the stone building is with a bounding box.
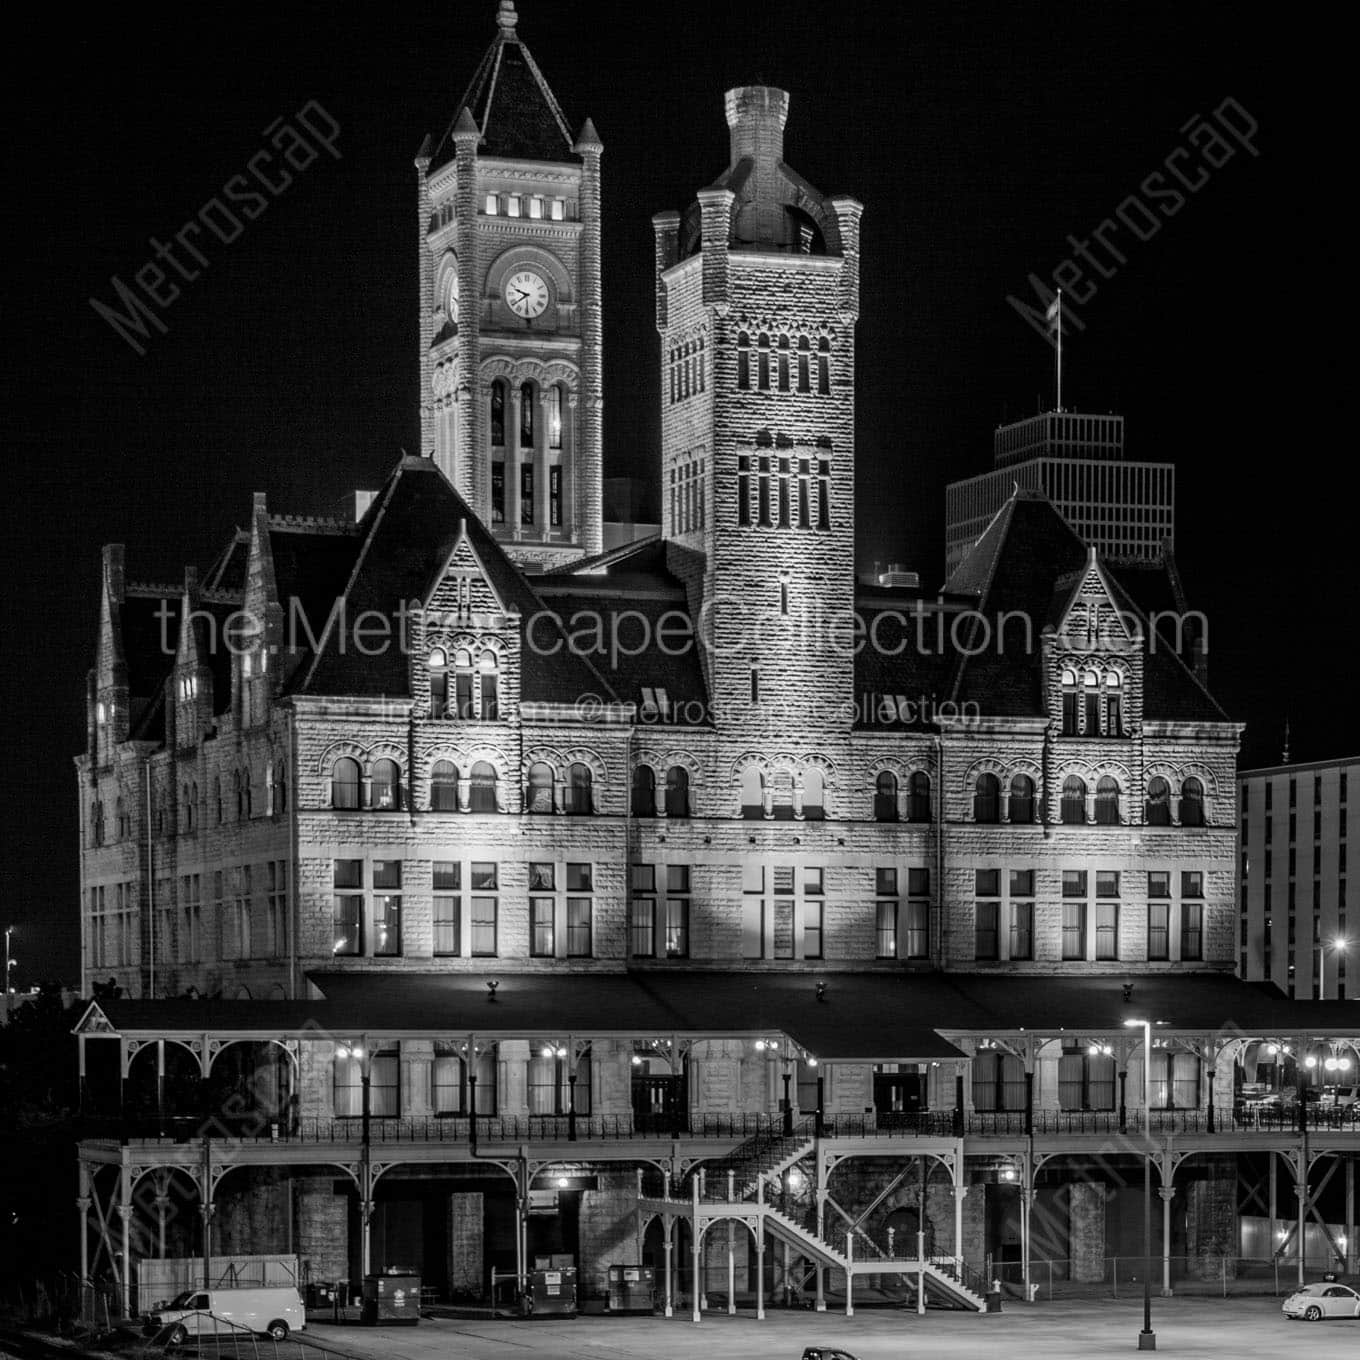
[74,1,1358,1325]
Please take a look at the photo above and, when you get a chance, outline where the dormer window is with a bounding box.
[1083,669,1101,734]
[1063,666,1126,736]
[1104,671,1123,736]
[480,653,500,720]
[455,650,474,719]
[428,648,448,718]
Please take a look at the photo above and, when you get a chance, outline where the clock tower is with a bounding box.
[417,1,604,566]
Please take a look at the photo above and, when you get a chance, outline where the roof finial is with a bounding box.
[1282,717,1291,764]
[497,0,518,33]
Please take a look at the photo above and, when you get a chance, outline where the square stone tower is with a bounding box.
[653,87,864,738]
[417,1,603,567]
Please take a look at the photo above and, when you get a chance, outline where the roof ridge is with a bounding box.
[268,513,361,535]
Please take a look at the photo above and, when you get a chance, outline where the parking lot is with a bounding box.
[299,1295,1359,1359]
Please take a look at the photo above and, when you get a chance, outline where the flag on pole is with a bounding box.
[1045,295,1062,333]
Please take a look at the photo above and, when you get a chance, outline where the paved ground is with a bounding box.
[299,1296,1360,1359]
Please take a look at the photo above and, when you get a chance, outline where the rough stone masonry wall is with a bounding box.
[576,1166,642,1296]
[294,1176,349,1284]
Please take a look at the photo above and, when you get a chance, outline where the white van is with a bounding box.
[145,1286,304,1343]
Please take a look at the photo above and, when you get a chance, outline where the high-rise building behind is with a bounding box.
[1238,756,1358,999]
[945,410,1174,572]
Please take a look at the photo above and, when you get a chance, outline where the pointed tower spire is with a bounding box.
[1282,718,1291,764]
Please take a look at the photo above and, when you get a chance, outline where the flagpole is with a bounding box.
[1055,288,1063,412]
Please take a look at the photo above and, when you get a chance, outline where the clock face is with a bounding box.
[505,270,549,319]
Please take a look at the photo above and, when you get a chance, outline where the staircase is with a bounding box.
[700,1127,814,1199]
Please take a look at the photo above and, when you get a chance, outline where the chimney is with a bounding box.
[725,86,789,167]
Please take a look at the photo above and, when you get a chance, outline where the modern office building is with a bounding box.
[1238,756,1357,999]
[944,411,1175,573]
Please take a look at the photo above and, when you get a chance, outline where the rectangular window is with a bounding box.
[491,463,505,523]
[1010,901,1034,960]
[804,897,824,960]
[521,465,534,524]
[471,896,498,957]
[737,455,751,526]
[567,895,592,957]
[975,901,1000,960]
[1084,689,1101,734]
[550,466,562,526]
[484,192,499,215]
[665,895,689,958]
[1148,870,1171,899]
[1181,870,1204,898]
[1148,900,1170,960]
[758,460,771,526]
[1095,901,1119,960]
[433,861,460,956]
[1062,690,1078,735]
[371,860,401,957]
[1181,902,1203,961]
[632,864,656,957]
[1062,901,1086,960]
[506,193,521,217]
[530,896,555,957]
[876,899,898,958]
[528,195,543,219]
[550,197,565,220]
[905,868,930,959]
[1096,870,1119,897]
[1063,870,1087,897]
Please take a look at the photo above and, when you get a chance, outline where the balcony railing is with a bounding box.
[967,1106,1360,1136]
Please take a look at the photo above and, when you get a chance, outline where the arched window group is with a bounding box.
[329,756,405,812]
[428,759,499,813]
[429,648,499,721]
[1144,774,1206,826]
[1061,667,1125,737]
[1057,774,1123,825]
[523,761,598,815]
[631,765,692,818]
[736,330,831,395]
[974,772,1037,824]
[874,770,932,822]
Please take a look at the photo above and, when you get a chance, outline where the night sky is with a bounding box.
[4,2,1324,982]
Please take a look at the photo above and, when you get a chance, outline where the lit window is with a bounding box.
[506,194,521,217]
[528,195,543,219]
[484,193,499,215]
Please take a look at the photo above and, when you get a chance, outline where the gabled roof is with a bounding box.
[943,489,1230,724]
[299,457,615,708]
[430,3,574,170]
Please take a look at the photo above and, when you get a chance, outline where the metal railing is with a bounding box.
[967,1106,1360,1136]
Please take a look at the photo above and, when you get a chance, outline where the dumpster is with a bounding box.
[526,1266,577,1316]
[607,1264,654,1313]
[361,1272,421,1326]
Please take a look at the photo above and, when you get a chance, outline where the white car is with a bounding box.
[1282,1282,1360,1321]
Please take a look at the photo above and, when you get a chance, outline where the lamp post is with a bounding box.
[2,927,14,1022]
[1317,936,1350,1000]
[1125,1018,1158,1351]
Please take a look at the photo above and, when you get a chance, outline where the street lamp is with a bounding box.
[1125,1018,1162,1351]
[1317,936,1351,1000]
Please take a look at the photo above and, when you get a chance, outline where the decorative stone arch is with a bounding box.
[482,244,575,308]
[729,751,773,780]
[1086,758,1135,786]
[559,745,609,787]
[1008,755,1043,783]
[363,740,407,774]
[867,754,913,785]
[1173,763,1221,798]
[314,739,369,780]
[522,747,565,780]
[479,355,581,392]
[1143,759,1181,787]
[796,751,839,784]
[960,755,1012,799]
[433,248,458,319]
[463,745,514,787]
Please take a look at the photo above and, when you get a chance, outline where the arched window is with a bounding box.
[1180,776,1206,827]
[454,649,474,720]
[115,796,126,839]
[1009,774,1035,824]
[242,771,252,818]
[519,381,535,447]
[757,333,771,390]
[777,333,791,390]
[371,759,402,811]
[1083,669,1101,735]
[874,770,899,822]
[803,767,825,821]
[430,759,459,812]
[214,776,223,824]
[1095,776,1121,825]
[564,762,593,815]
[479,653,499,720]
[275,762,286,814]
[740,768,764,819]
[264,765,275,816]
[527,762,555,814]
[908,771,932,823]
[1145,776,1171,826]
[1061,668,1079,735]
[797,335,811,392]
[331,757,361,810]
[548,384,563,449]
[632,765,656,817]
[737,331,751,389]
[665,766,691,818]
[90,800,103,847]
[428,648,448,718]
[1105,670,1123,736]
[489,379,506,447]
[1061,775,1087,825]
[234,771,244,818]
[817,336,830,394]
[183,783,194,831]
[469,761,498,813]
[974,772,1001,824]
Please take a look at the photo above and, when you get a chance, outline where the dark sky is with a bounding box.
[3,1,1326,982]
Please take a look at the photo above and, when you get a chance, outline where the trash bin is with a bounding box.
[525,1266,577,1317]
[607,1265,655,1313]
[361,1272,421,1326]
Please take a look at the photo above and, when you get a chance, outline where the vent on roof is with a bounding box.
[877,565,921,589]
